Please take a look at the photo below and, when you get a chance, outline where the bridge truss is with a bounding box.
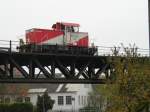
[0,51,112,84]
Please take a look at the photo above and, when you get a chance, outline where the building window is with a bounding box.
[16,97,23,103]
[81,96,84,105]
[58,96,63,105]
[66,96,72,105]
[0,97,4,103]
[25,97,30,102]
[78,96,80,105]
[84,96,87,105]
[5,97,10,103]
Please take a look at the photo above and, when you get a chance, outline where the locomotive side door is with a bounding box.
[64,26,71,45]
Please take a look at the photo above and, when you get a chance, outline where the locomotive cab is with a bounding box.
[52,22,80,33]
[51,22,88,46]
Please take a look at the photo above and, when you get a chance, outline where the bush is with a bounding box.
[79,107,100,112]
[11,103,33,112]
[0,104,10,112]
[0,103,33,112]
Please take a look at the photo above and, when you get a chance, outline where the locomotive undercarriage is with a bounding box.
[18,44,98,55]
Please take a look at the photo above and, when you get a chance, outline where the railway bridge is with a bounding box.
[0,40,149,84]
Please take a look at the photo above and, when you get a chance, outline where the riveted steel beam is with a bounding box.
[55,59,71,79]
[70,63,76,77]
[76,62,90,79]
[9,57,29,78]
[51,60,55,78]
[95,64,109,79]
[0,67,5,75]
[9,63,14,78]
[0,78,107,84]
[33,58,52,78]
[29,59,35,78]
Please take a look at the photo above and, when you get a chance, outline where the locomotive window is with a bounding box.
[71,26,74,32]
[66,27,72,32]
[61,24,65,31]
[52,24,56,29]
[73,27,79,32]
[65,26,79,32]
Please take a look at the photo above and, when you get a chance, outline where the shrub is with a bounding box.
[0,103,33,112]
[0,104,10,112]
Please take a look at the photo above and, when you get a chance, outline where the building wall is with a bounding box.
[27,93,43,105]
[50,84,92,111]
[26,84,92,111]
[50,93,76,111]
[76,84,92,109]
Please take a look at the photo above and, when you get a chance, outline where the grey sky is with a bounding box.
[0,0,149,48]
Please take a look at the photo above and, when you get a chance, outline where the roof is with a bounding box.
[56,84,81,93]
[0,83,89,94]
[60,22,80,27]
[28,88,47,93]
[66,84,81,92]
[0,84,59,94]
[26,84,59,93]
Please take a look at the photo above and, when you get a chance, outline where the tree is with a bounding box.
[36,92,54,112]
[86,90,106,112]
[0,84,29,103]
[96,44,150,112]
[6,84,28,97]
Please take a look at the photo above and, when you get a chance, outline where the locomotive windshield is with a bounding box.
[65,26,79,32]
[73,26,79,32]
[52,22,80,32]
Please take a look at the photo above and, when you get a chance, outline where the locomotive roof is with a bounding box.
[58,22,80,27]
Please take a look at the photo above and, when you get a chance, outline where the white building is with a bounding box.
[0,84,92,111]
[27,84,92,112]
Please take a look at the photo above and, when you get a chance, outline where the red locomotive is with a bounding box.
[18,22,97,55]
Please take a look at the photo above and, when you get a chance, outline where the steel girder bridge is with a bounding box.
[0,50,112,84]
[0,39,149,84]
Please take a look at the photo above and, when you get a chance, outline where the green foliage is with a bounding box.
[0,84,28,97]
[11,103,33,112]
[36,92,55,112]
[79,107,99,112]
[89,44,150,112]
[0,103,10,112]
[0,103,33,112]
[97,56,150,112]
[87,91,106,112]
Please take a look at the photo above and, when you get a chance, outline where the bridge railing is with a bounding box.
[0,40,20,52]
[96,46,150,57]
[0,40,149,57]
